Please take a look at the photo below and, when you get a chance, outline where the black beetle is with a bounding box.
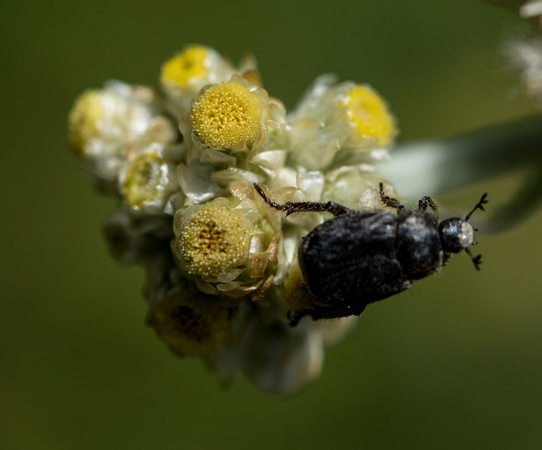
[254,183,488,324]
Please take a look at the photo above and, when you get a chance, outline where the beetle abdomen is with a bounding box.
[298,210,411,308]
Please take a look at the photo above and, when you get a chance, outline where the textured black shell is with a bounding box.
[297,210,445,315]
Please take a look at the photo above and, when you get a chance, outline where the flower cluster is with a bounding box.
[69,44,397,394]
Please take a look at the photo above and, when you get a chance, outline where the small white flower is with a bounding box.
[171,192,280,300]
[287,75,396,171]
[68,80,176,183]
[146,284,234,357]
[160,45,237,116]
[188,75,271,153]
[118,142,181,214]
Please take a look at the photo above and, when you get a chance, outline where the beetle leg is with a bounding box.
[254,183,350,217]
[379,182,405,213]
[418,196,437,212]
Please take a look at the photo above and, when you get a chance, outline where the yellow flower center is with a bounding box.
[190,81,262,148]
[179,206,251,276]
[68,90,103,156]
[123,152,166,209]
[344,85,395,146]
[160,45,209,88]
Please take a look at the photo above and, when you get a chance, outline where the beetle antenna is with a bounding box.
[465,247,482,271]
[465,193,489,222]
[254,183,350,216]
[254,183,290,213]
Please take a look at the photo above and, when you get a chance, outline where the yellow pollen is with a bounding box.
[344,85,395,146]
[161,45,209,88]
[123,152,165,209]
[68,90,103,156]
[190,81,262,148]
[179,206,251,276]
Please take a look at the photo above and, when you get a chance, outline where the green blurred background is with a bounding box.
[2,0,542,448]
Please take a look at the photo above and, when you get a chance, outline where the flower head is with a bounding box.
[287,76,395,171]
[190,75,269,151]
[162,45,212,88]
[175,205,251,277]
[119,145,179,213]
[69,90,103,156]
[342,85,396,146]
[160,45,236,114]
[68,81,176,184]
[171,191,280,299]
[146,287,232,357]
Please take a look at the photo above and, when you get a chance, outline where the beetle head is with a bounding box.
[439,193,488,270]
[439,218,475,253]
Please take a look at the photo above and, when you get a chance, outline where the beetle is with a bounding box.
[254,183,488,325]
